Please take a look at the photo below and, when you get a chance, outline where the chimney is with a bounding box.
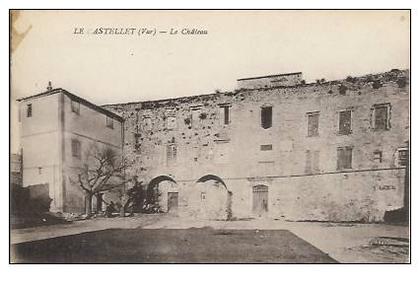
[47,81,53,91]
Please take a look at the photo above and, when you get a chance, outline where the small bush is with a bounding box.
[346,76,357,83]
[339,85,347,94]
[397,77,407,88]
[372,80,382,89]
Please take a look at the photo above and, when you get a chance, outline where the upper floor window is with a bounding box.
[166,143,177,166]
[106,116,114,129]
[337,146,353,170]
[307,111,319,137]
[191,107,201,128]
[373,103,391,130]
[71,100,80,115]
[398,148,408,167]
[219,105,231,125]
[338,110,352,135]
[260,144,273,151]
[261,106,272,129]
[71,139,81,158]
[26,104,32,117]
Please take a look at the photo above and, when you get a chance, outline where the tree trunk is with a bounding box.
[120,206,125,217]
[85,193,93,216]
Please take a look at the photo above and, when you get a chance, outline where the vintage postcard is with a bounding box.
[9,10,410,263]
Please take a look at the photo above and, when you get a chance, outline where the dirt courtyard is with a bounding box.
[10,214,409,263]
[11,228,337,263]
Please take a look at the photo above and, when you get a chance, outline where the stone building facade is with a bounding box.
[10,153,22,187]
[104,69,409,222]
[17,88,124,213]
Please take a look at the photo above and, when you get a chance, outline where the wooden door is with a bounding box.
[252,185,268,216]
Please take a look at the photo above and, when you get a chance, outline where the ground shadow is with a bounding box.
[11,227,337,263]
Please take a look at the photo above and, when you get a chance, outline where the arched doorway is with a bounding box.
[193,174,231,220]
[147,175,178,213]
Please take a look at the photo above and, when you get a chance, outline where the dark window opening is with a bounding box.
[339,110,352,135]
[26,104,32,117]
[223,106,230,125]
[337,146,352,170]
[260,144,273,151]
[307,112,319,137]
[261,106,272,129]
[71,139,81,158]
[398,149,408,167]
[374,104,390,130]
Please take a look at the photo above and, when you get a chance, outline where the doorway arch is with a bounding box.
[147,175,178,213]
[193,174,232,220]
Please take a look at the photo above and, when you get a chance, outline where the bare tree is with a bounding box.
[73,144,131,216]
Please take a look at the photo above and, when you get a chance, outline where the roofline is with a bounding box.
[16,88,124,122]
[237,72,302,81]
[102,92,220,108]
[102,68,409,107]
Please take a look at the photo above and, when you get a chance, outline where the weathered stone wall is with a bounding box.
[104,69,409,222]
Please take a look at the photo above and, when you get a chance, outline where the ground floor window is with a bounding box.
[337,146,352,170]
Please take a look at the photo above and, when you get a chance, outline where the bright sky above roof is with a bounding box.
[11,10,410,105]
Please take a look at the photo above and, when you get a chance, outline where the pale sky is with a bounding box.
[10,10,410,152]
[12,10,410,104]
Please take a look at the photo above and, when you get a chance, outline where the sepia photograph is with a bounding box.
[9,9,410,264]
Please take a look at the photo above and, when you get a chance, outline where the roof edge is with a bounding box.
[16,88,124,122]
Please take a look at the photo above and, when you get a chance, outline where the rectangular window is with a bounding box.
[398,149,408,167]
[220,105,230,125]
[191,108,201,128]
[71,100,80,115]
[260,144,273,151]
[167,116,176,129]
[338,110,352,135]
[106,116,114,129]
[305,150,320,174]
[166,143,177,165]
[374,104,390,130]
[26,104,32,117]
[337,146,353,170]
[71,139,81,158]
[307,111,319,137]
[261,106,272,129]
[373,151,383,163]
